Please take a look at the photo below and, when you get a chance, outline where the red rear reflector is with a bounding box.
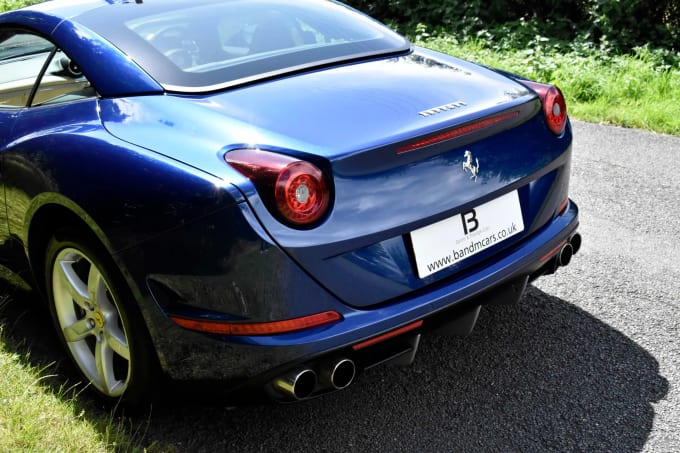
[396,110,519,154]
[352,320,423,350]
[558,198,569,216]
[170,310,342,336]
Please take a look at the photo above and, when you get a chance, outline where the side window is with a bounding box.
[31,48,95,106]
[0,29,95,109]
[0,31,54,108]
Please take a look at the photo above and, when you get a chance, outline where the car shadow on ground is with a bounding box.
[0,284,668,452]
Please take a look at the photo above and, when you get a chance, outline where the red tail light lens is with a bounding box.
[226,149,330,227]
[274,161,328,225]
[522,80,568,135]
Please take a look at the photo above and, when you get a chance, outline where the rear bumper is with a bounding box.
[137,199,579,387]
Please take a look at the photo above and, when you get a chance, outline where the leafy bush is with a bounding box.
[346,0,680,52]
[0,0,42,12]
[586,0,679,51]
[416,31,680,135]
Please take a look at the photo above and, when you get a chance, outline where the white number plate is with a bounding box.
[410,190,524,278]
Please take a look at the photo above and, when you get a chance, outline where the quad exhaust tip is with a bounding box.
[320,358,356,390]
[556,233,582,269]
[570,233,582,255]
[273,368,317,400]
[558,242,573,267]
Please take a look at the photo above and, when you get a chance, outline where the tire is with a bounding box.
[45,230,157,407]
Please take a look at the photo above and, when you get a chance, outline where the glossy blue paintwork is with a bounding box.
[0,6,163,97]
[50,20,163,97]
[101,49,533,168]
[0,1,579,387]
[98,48,572,308]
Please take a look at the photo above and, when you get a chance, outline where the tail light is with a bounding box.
[225,149,331,227]
[521,80,568,135]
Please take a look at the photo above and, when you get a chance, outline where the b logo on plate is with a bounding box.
[461,209,479,235]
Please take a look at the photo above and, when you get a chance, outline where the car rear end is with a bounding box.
[148,51,580,401]
[66,0,580,401]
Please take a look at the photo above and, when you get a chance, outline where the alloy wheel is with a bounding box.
[51,247,131,397]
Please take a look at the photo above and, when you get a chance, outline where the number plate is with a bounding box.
[410,190,524,278]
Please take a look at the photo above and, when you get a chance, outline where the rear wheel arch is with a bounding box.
[27,201,162,406]
[26,201,113,294]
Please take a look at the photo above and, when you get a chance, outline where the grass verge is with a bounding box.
[413,30,680,136]
[0,295,145,452]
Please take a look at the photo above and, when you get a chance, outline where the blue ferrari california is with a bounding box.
[0,0,580,406]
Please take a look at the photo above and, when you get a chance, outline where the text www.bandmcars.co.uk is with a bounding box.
[425,221,520,274]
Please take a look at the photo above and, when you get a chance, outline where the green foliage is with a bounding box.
[586,0,680,51]
[346,0,680,52]
[416,32,680,135]
[0,0,42,12]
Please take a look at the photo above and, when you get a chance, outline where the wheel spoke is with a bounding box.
[87,266,105,309]
[57,259,90,310]
[62,317,94,342]
[95,335,121,394]
[104,327,130,361]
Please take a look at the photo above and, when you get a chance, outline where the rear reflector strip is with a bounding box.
[396,110,520,154]
[352,320,423,350]
[557,198,569,216]
[170,310,342,336]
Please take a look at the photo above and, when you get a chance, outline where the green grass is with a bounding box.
[0,297,150,452]
[414,32,680,136]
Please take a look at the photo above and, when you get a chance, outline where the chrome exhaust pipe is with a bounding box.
[319,358,356,390]
[558,242,574,267]
[272,368,317,400]
[570,233,582,255]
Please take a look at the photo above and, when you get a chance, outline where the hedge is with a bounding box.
[345,0,679,51]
